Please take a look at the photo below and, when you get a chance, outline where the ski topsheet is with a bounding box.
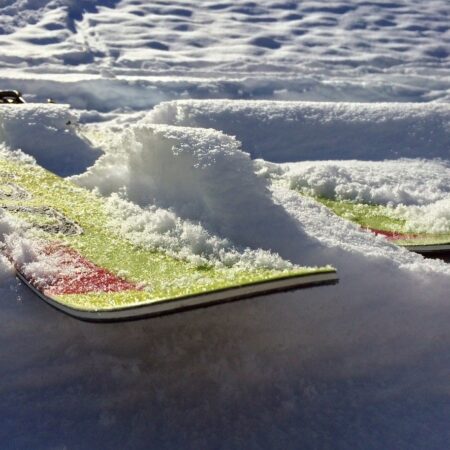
[310,196,450,253]
[0,158,337,321]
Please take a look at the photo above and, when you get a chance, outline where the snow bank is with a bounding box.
[0,104,101,176]
[148,100,450,162]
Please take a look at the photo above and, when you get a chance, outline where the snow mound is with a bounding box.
[148,100,450,162]
[0,104,101,176]
[74,123,313,260]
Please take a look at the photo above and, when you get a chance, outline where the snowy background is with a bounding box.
[0,1,449,449]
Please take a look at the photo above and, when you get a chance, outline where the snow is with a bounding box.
[0,0,449,446]
[74,123,313,258]
[284,159,450,233]
[286,159,450,206]
[0,0,446,301]
[103,193,296,270]
[148,100,450,161]
[392,198,450,233]
[0,0,449,108]
[0,104,101,175]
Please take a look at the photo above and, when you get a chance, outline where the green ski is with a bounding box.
[0,158,337,321]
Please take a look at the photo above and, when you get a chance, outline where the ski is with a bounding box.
[0,158,337,321]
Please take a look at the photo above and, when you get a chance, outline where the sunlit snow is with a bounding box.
[0,2,450,449]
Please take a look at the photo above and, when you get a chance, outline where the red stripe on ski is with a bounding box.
[367,228,419,241]
[14,244,141,295]
[43,244,140,295]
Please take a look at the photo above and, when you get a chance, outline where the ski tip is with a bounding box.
[17,269,338,323]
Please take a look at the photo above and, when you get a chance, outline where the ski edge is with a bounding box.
[16,269,339,322]
[403,243,450,254]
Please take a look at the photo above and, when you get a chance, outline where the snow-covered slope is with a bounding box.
[2,0,449,75]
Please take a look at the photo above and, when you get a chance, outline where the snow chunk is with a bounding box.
[285,159,450,233]
[392,199,450,234]
[0,104,102,176]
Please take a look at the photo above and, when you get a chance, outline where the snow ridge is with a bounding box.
[148,100,450,162]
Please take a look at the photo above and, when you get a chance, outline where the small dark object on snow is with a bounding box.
[0,90,26,104]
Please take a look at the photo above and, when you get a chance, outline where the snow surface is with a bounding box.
[0,0,449,446]
[0,0,449,108]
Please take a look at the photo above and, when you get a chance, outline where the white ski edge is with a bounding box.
[404,243,450,253]
[16,270,338,322]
